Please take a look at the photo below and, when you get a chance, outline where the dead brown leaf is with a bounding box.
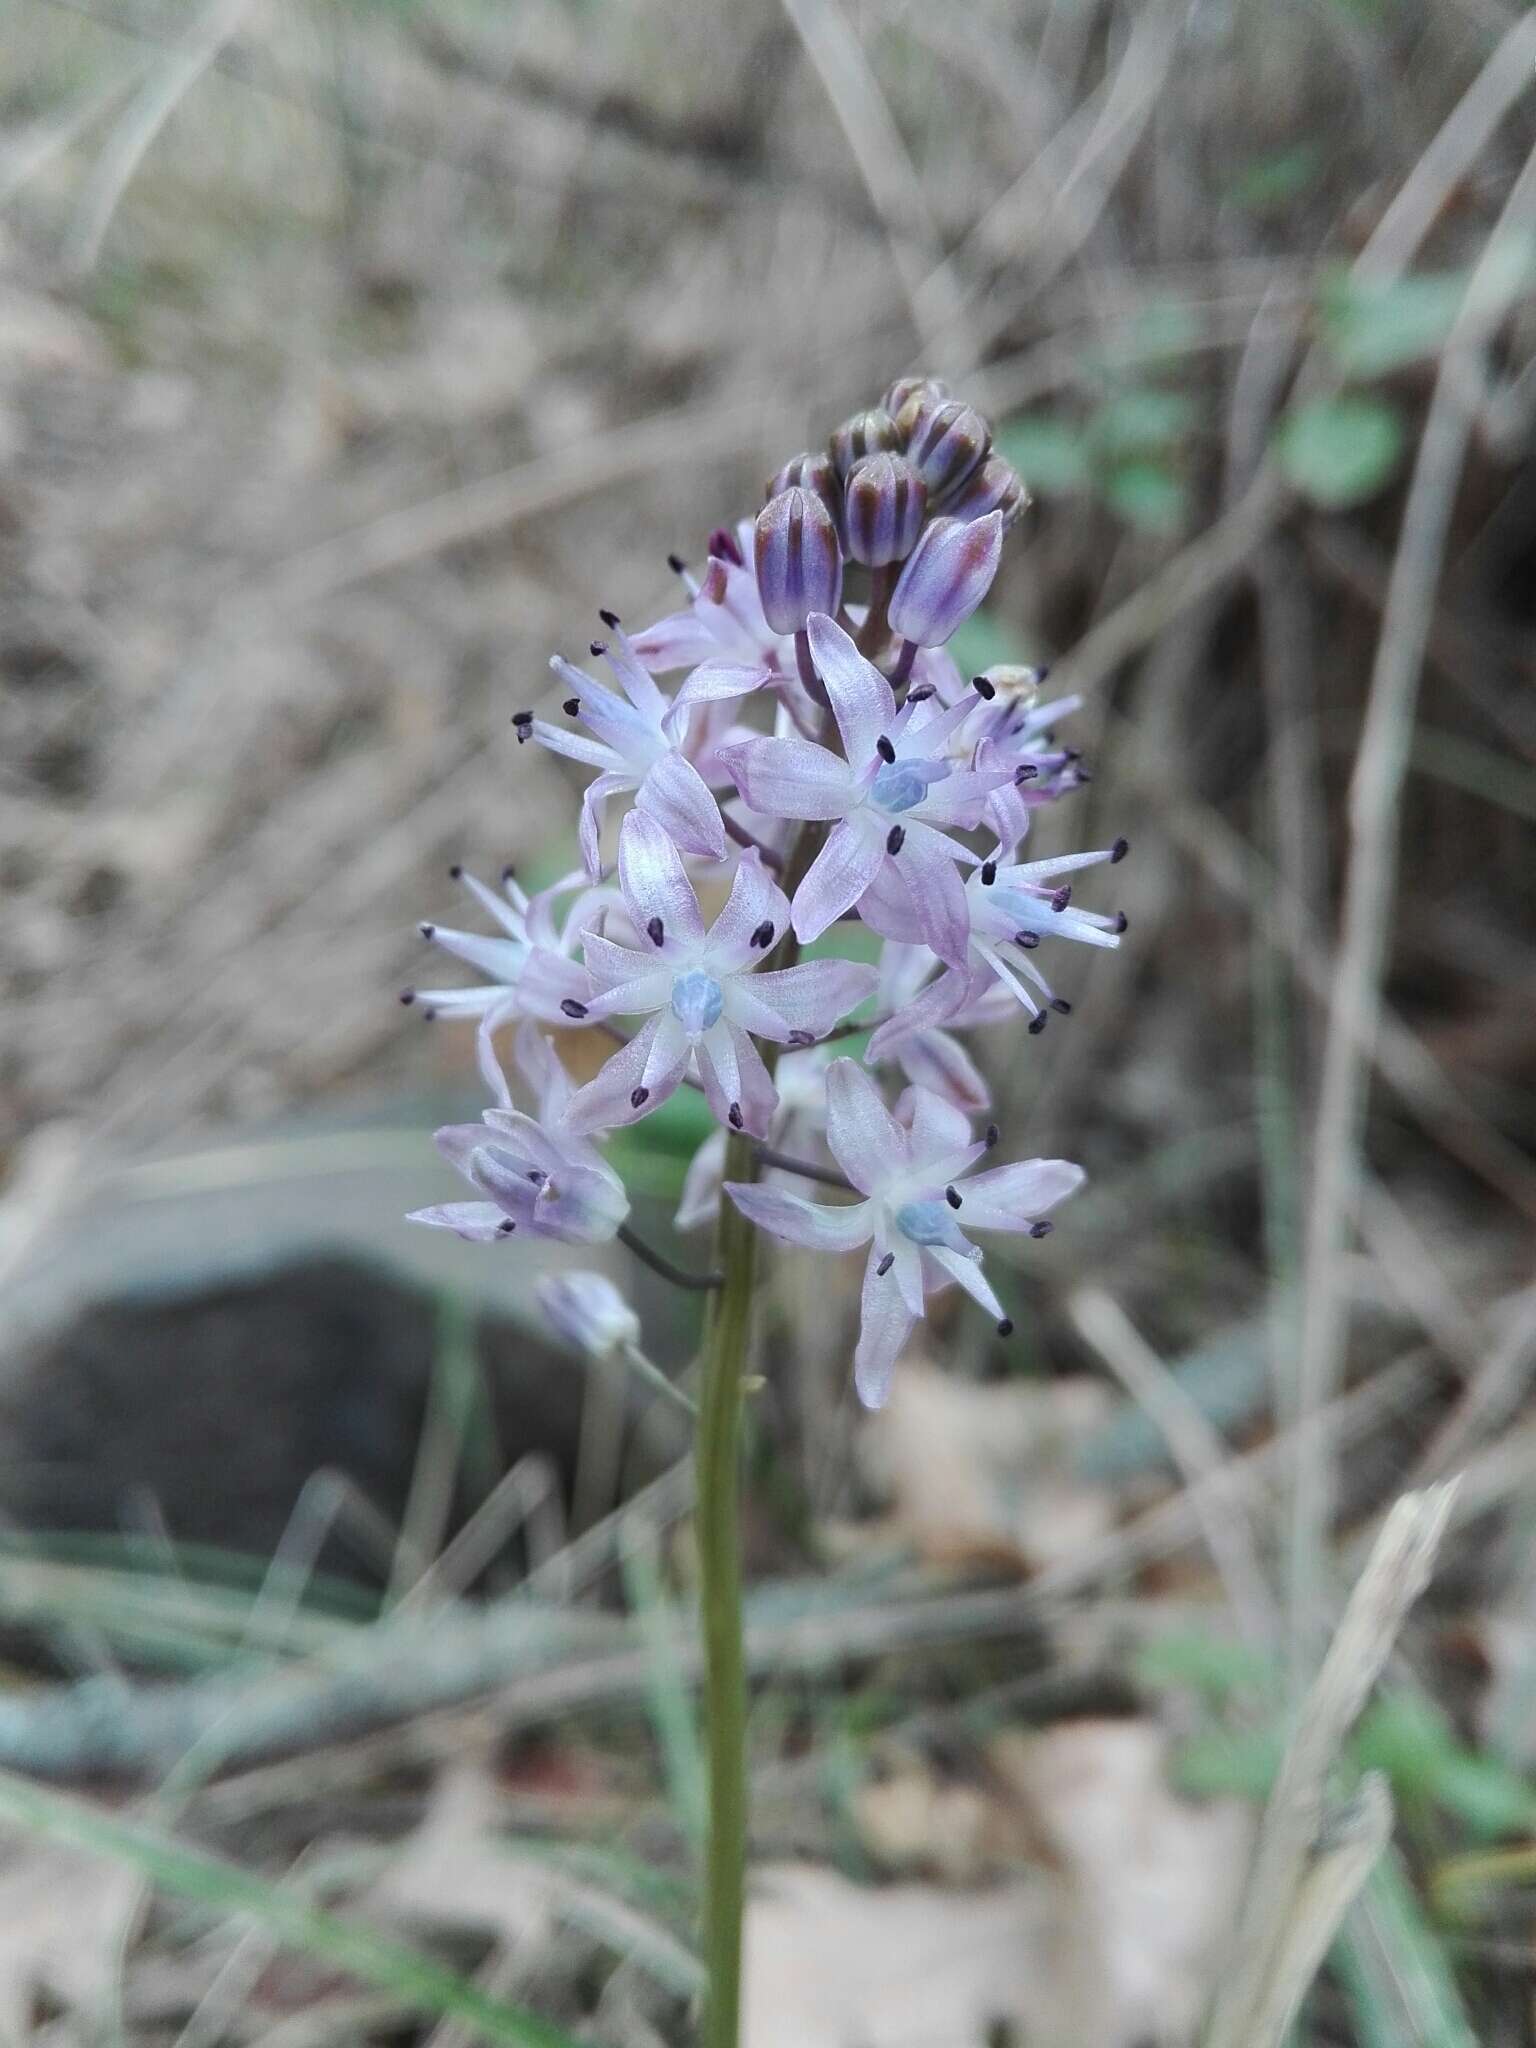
[856,1359,1116,1571]
[754,1719,1251,2048]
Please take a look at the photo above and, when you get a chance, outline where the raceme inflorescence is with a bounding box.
[404,377,1128,1408]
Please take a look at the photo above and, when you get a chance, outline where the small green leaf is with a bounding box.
[1275,394,1404,507]
[1321,244,1535,376]
[1090,389,1196,455]
[1103,459,1188,535]
[994,415,1091,495]
[1133,1629,1276,1703]
[1432,1750,1536,1841]
[1356,1692,1454,1789]
[1322,268,1471,376]
[1172,1727,1283,1801]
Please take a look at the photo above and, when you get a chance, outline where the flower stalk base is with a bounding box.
[694,1122,760,2048]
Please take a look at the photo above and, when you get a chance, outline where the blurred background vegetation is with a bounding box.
[2,0,1535,2042]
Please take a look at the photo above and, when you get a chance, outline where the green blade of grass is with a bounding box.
[0,1767,582,2048]
[1337,1850,1479,2048]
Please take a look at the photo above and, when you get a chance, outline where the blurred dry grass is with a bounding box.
[3,0,1536,2042]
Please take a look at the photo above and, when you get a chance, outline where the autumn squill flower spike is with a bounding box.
[404,377,1128,2048]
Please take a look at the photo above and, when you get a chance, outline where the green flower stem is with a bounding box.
[694,822,822,2048]
[694,1124,758,2048]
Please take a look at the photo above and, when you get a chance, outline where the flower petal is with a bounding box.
[824,1056,907,1195]
[530,720,623,772]
[888,821,972,968]
[673,659,773,707]
[512,1020,572,1122]
[676,1128,728,1232]
[866,966,970,1061]
[629,608,723,672]
[855,857,930,947]
[924,1244,1005,1319]
[423,926,527,984]
[550,659,657,760]
[895,1027,991,1114]
[636,751,727,860]
[696,1019,778,1136]
[732,957,877,1041]
[604,630,671,723]
[563,1012,690,1133]
[791,814,886,944]
[406,1201,516,1242]
[805,612,895,766]
[729,1179,872,1253]
[953,1158,1085,1233]
[718,736,855,823]
[914,767,1015,830]
[854,1244,917,1409]
[531,1161,630,1244]
[905,1085,975,1162]
[617,810,706,946]
[516,948,600,1026]
[579,770,632,878]
[705,851,791,972]
[725,1181,874,1252]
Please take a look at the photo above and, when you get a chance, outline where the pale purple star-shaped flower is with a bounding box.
[725,1059,1083,1407]
[515,620,728,876]
[717,613,1013,966]
[863,840,1128,1055]
[404,864,612,1031]
[407,1020,629,1246]
[562,811,877,1139]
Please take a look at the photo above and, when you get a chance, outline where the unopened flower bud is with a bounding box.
[537,1271,640,1361]
[843,452,927,567]
[899,397,992,502]
[946,453,1028,527]
[828,407,900,480]
[754,486,843,636]
[888,511,1004,646]
[884,374,949,421]
[767,451,842,525]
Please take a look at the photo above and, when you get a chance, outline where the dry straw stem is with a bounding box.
[64,0,264,275]
[1290,140,1536,1653]
[1067,1287,1277,1648]
[1203,1481,1458,2048]
[776,0,965,363]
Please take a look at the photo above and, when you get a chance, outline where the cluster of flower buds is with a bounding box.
[749,377,1027,692]
[405,378,1125,1408]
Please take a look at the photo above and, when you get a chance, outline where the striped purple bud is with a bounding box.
[888,511,1004,647]
[843,452,927,567]
[754,486,844,636]
[884,374,949,422]
[828,407,901,480]
[767,450,842,526]
[897,396,991,502]
[946,453,1028,528]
